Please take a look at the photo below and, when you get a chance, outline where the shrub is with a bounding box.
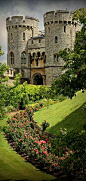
[51,129,86,180]
[41,120,50,132]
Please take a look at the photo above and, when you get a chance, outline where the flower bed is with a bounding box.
[3,108,73,178]
[3,107,86,180]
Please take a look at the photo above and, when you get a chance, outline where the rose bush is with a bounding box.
[4,109,73,173]
[3,106,86,180]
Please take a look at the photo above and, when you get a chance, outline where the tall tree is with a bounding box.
[51,8,86,99]
[0,46,9,118]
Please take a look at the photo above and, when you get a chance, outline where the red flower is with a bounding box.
[43,151,47,154]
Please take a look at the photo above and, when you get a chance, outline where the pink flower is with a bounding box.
[43,151,47,154]
[58,147,61,149]
[65,151,68,154]
[69,150,73,154]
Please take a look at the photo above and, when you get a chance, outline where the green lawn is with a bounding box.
[0,117,56,181]
[0,91,86,181]
[34,91,86,135]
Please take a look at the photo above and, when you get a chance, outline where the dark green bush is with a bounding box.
[51,130,86,180]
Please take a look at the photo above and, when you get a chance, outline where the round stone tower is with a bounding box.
[44,9,81,85]
[6,16,39,80]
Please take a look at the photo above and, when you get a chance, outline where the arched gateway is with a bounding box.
[33,73,43,85]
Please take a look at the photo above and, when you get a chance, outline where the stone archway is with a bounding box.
[33,73,43,85]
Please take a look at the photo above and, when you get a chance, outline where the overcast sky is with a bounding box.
[0,0,86,63]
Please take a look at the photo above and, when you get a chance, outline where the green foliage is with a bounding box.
[13,73,22,87]
[25,84,50,101]
[51,130,86,180]
[0,46,4,57]
[41,120,50,132]
[51,8,86,99]
[0,61,9,118]
[0,120,54,181]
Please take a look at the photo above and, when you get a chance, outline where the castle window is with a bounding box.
[59,21,62,24]
[21,52,26,64]
[55,36,58,43]
[48,27,50,33]
[39,39,41,43]
[54,54,59,62]
[37,52,40,58]
[42,52,45,58]
[10,52,14,65]
[36,59,38,66]
[32,40,33,44]
[33,52,35,59]
[32,29,34,37]
[11,33,13,40]
[10,70,12,75]
[64,26,66,33]
[23,33,25,40]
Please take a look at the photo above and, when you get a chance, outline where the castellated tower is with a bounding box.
[6,10,81,86]
[44,10,81,85]
[6,16,39,82]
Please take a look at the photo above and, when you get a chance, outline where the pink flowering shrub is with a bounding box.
[4,107,86,180]
[4,109,73,172]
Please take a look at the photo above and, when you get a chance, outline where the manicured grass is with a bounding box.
[34,91,86,135]
[0,117,56,181]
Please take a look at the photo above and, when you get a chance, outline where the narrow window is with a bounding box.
[55,36,58,43]
[54,54,56,62]
[32,40,33,44]
[10,52,14,65]
[32,29,34,37]
[56,54,59,61]
[36,59,38,66]
[54,54,59,62]
[42,52,45,58]
[23,32,25,40]
[48,27,50,33]
[37,52,40,57]
[39,39,41,43]
[33,53,35,59]
[11,33,13,40]
[64,26,66,33]
[21,52,26,64]
[11,70,12,75]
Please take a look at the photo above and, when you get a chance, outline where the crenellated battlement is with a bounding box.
[6,9,81,86]
[6,16,39,30]
[44,9,79,26]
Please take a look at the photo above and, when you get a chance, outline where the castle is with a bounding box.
[5,9,81,85]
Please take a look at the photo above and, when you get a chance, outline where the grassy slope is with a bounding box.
[0,117,55,181]
[34,91,86,135]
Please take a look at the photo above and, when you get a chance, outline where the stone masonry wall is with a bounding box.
[6,10,81,86]
[44,10,81,85]
[6,16,40,79]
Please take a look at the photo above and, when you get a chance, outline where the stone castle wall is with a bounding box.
[44,10,81,85]
[6,10,81,86]
[6,16,40,80]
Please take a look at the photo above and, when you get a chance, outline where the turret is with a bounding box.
[6,16,39,80]
[44,10,81,85]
